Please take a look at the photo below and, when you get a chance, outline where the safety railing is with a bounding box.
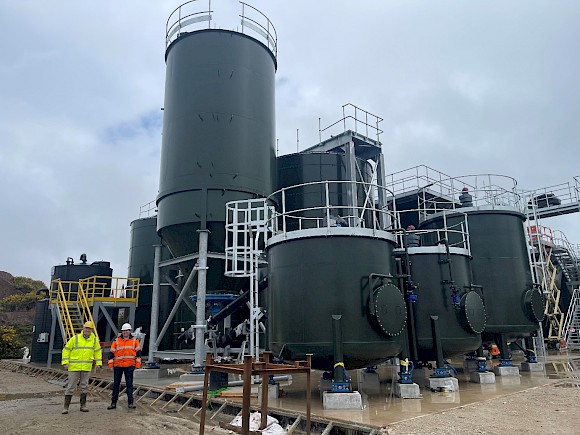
[384,165,454,198]
[166,1,277,60]
[265,180,397,238]
[396,210,471,254]
[384,167,521,216]
[527,224,554,245]
[240,2,277,59]
[523,176,580,212]
[139,200,157,218]
[79,276,140,304]
[51,280,99,342]
[318,103,383,144]
[552,230,580,262]
[563,288,580,350]
[417,174,521,220]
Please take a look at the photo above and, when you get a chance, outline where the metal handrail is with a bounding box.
[240,2,277,58]
[166,1,277,61]
[416,174,521,219]
[521,176,580,214]
[396,209,471,254]
[265,180,397,238]
[139,200,157,218]
[319,103,383,144]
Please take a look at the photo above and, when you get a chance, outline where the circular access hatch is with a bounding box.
[368,283,407,337]
[459,291,487,333]
[524,288,545,323]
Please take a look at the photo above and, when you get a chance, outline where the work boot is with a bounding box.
[128,403,136,409]
[107,402,116,410]
[62,395,72,414]
[80,393,89,412]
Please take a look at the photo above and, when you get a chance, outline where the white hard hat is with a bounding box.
[121,323,132,331]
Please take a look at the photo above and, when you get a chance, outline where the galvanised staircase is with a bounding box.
[563,288,580,350]
[51,279,98,343]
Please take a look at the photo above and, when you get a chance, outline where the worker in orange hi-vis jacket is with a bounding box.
[107,323,141,410]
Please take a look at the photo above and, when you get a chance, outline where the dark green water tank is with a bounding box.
[268,235,406,370]
[277,152,373,188]
[275,152,374,230]
[420,209,544,338]
[157,29,276,262]
[128,216,174,351]
[404,248,485,360]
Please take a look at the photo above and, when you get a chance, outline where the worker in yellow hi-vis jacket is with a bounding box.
[61,321,102,414]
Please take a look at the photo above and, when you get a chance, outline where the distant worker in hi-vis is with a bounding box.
[61,321,102,414]
[107,323,142,410]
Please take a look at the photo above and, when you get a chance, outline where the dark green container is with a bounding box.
[157,29,276,260]
[275,152,374,230]
[155,28,277,335]
[420,209,544,339]
[128,216,174,351]
[404,248,485,360]
[268,235,406,370]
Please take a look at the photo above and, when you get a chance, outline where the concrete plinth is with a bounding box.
[258,383,279,401]
[493,366,520,376]
[520,362,544,372]
[133,368,168,380]
[427,377,459,392]
[179,373,205,382]
[463,359,491,373]
[469,371,496,384]
[357,370,381,394]
[322,391,363,410]
[394,383,421,399]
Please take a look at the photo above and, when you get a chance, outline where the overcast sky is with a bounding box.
[1,0,578,283]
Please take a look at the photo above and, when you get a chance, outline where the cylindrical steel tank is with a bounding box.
[276,152,375,230]
[402,247,485,360]
[157,28,276,262]
[128,216,174,351]
[277,152,373,188]
[420,209,544,338]
[268,235,405,370]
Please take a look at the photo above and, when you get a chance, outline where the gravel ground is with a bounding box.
[0,367,229,435]
[385,378,580,435]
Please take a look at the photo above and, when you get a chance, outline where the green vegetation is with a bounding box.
[0,291,42,311]
[0,275,45,358]
[0,324,33,359]
[10,276,47,294]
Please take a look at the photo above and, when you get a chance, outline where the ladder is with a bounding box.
[532,327,547,362]
[51,279,99,343]
[527,225,565,343]
[563,288,580,350]
[543,247,565,341]
[224,198,273,360]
